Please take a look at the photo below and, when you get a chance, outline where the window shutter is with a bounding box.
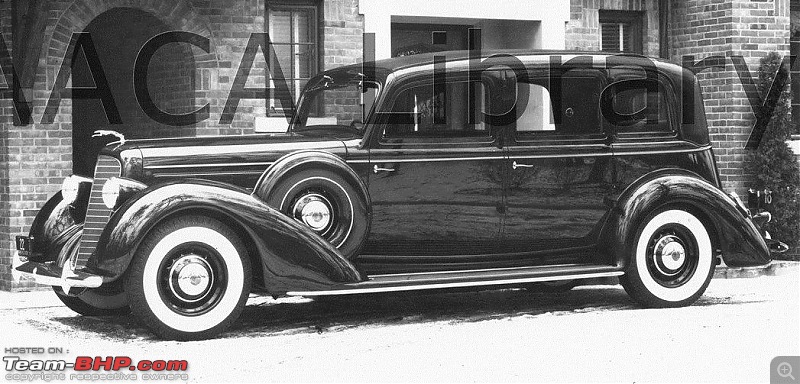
[601,23,621,52]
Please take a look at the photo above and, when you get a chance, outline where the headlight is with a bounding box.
[101,178,121,209]
[61,176,91,204]
[101,177,147,209]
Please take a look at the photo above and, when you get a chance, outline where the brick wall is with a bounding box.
[0,0,365,290]
[566,0,661,57]
[670,0,790,197]
[323,0,363,69]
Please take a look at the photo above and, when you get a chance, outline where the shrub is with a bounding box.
[746,52,800,254]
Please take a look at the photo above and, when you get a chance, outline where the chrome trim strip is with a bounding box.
[152,171,266,178]
[347,146,711,164]
[377,139,498,147]
[287,271,624,296]
[147,162,274,170]
[368,263,585,278]
[612,145,711,155]
[348,156,507,163]
[507,153,611,160]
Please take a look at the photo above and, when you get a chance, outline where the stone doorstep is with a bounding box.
[580,260,800,286]
[5,261,799,292]
[713,260,800,279]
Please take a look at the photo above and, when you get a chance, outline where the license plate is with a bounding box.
[15,236,33,256]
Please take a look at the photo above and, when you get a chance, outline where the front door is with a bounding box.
[361,75,505,272]
[502,68,614,264]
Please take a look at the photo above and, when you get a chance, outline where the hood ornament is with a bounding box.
[92,130,126,146]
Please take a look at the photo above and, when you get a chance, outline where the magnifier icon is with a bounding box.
[778,362,796,380]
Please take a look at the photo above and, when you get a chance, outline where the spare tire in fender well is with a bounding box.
[252,151,372,259]
[253,150,371,212]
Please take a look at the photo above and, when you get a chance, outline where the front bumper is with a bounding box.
[12,252,103,289]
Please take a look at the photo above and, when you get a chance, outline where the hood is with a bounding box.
[102,132,353,189]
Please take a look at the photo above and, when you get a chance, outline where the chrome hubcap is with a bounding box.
[168,254,214,303]
[653,235,686,276]
[646,225,699,288]
[292,193,334,233]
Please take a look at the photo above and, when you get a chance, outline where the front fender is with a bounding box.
[26,192,81,263]
[88,179,363,293]
[601,169,771,268]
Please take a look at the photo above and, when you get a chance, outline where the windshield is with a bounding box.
[291,73,380,136]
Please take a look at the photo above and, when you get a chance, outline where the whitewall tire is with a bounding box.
[620,209,715,307]
[126,216,251,340]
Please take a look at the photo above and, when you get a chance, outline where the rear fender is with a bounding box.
[89,179,363,293]
[601,169,770,268]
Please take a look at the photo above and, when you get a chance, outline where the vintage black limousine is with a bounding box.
[14,51,784,340]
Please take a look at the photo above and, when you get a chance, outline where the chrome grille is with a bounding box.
[76,156,121,268]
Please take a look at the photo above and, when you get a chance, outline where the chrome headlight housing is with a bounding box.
[61,176,92,204]
[101,177,147,209]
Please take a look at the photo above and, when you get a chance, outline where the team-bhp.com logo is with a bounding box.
[4,348,188,382]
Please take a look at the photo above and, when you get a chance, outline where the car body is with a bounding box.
[14,50,784,340]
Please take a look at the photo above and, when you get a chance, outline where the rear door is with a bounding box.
[501,67,614,264]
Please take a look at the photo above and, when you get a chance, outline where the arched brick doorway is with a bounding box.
[72,8,197,175]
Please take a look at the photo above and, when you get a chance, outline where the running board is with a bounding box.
[287,265,623,296]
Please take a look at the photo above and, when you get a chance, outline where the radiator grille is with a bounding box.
[76,156,121,268]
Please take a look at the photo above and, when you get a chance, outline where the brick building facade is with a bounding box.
[0,0,792,290]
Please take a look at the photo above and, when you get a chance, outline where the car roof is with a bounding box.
[325,49,686,79]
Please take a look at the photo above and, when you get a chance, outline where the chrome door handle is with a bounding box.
[373,165,395,173]
[512,161,534,170]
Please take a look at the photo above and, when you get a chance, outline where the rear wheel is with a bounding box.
[125,216,251,340]
[620,209,715,307]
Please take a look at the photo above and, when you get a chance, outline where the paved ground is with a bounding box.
[1,268,798,383]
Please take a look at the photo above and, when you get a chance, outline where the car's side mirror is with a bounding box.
[350,121,365,132]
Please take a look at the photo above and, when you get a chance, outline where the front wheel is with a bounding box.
[125,216,251,340]
[620,209,715,307]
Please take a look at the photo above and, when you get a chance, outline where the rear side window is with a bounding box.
[606,80,674,134]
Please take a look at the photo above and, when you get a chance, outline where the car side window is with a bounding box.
[381,80,491,143]
[606,80,674,134]
[510,69,606,141]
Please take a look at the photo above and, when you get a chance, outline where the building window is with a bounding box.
[267,3,319,116]
[599,10,643,55]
